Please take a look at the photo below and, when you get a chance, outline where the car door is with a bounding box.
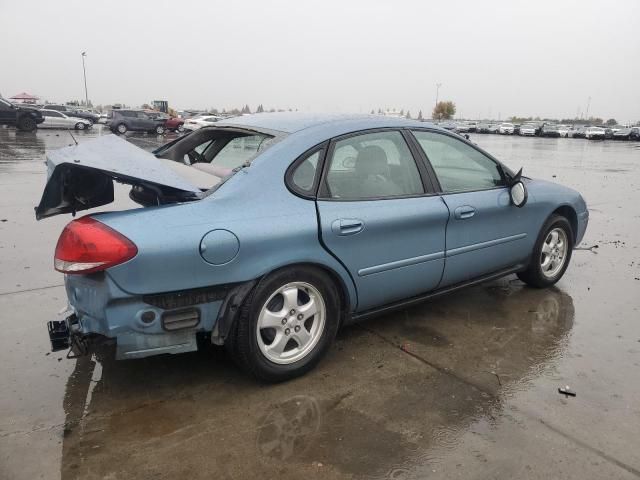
[42,110,63,128]
[138,112,155,130]
[410,130,530,286]
[316,129,449,312]
[0,99,14,123]
[59,113,74,128]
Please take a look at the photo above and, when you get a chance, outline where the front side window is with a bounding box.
[44,111,62,118]
[324,131,424,200]
[412,130,504,193]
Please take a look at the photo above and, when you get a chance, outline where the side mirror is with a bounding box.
[508,167,528,207]
[510,181,527,207]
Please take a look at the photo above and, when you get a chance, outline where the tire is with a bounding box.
[17,116,37,132]
[518,215,574,288]
[75,122,85,130]
[177,123,184,132]
[116,123,127,134]
[227,266,341,382]
[155,125,166,135]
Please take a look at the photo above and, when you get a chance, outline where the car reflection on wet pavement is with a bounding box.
[1,126,639,479]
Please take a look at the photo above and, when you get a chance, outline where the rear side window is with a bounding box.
[412,130,504,193]
[290,149,322,194]
[323,131,424,200]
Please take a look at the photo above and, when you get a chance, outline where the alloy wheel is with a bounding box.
[256,282,326,365]
[540,228,568,279]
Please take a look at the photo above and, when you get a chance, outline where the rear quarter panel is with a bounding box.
[97,166,358,311]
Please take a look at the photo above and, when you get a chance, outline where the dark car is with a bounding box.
[109,109,167,135]
[540,124,561,138]
[44,105,99,124]
[476,123,491,133]
[613,127,640,141]
[0,97,44,131]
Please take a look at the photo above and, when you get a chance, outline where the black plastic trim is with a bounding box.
[215,279,259,341]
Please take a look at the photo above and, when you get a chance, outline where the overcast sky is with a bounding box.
[1,0,638,122]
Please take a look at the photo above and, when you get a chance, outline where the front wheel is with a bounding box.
[17,116,37,132]
[227,266,340,382]
[518,215,573,288]
[155,125,166,135]
[176,123,185,132]
[116,123,127,134]
[75,122,85,130]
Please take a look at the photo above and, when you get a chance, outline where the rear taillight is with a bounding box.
[54,217,137,274]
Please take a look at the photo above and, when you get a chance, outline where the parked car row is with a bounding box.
[446,120,639,141]
[106,109,223,135]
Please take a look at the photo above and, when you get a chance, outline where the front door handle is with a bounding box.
[454,205,476,220]
[331,218,365,236]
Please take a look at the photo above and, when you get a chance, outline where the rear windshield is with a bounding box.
[154,127,278,185]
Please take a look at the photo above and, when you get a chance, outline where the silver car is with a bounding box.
[39,109,93,130]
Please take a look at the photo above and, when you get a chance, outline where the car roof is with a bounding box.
[216,112,434,135]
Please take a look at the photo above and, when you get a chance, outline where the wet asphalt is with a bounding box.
[0,125,639,480]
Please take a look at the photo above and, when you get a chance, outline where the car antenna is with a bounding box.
[68,131,79,146]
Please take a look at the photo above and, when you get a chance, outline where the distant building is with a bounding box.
[383,109,403,118]
[10,92,39,104]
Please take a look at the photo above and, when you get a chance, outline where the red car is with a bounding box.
[164,116,185,132]
[144,110,185,132]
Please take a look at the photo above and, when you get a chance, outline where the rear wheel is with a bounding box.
[75,122,85,130]
[518,215,573,288]
[227,266,340,382]
[177,123,184,132]
[116,123,127,134]
[155,125,165,135]
[17,116,37,132]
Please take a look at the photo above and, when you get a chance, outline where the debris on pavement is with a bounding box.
[558,385,577,397]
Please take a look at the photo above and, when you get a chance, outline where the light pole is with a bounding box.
[585,96,591,121]
[434,83,442,119]
[81,52,89,107]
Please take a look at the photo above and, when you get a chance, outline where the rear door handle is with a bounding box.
[454,206,476,220]
[331,218,365,236]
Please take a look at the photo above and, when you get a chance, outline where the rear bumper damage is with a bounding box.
[48,273,256,360]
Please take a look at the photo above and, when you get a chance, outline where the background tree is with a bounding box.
[377,108,383,114]
[256,104,264,113]
[417,110,423,121]
[605,118,617,126]
[405,110,412,119]
[370,109,375,114]
[432,101,456,120]
[399,109,404,116]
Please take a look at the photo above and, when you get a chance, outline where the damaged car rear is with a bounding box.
[37,113,588,382]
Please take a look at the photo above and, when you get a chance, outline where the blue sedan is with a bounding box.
[37,113,588,381]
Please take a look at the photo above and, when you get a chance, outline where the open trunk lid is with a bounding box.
[35,135,216,220]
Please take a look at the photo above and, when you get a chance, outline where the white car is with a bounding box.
[557,125,571,137]
[519,124,537,136]
[39,109,93,130]
[498,122,515,134]
[183,115,223,131]
[585,126,606,140]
